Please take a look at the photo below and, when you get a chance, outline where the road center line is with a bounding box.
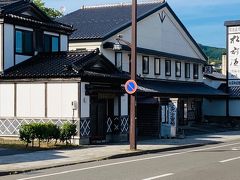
[17,142,240,180]
[142,173,174,180]
[220,156,240,163]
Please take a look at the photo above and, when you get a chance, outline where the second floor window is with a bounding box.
[193,64,199,79]
[44,34,59,53]
[185,63,190,78]
[165,60,171,76]
[15,29,33,55]
[142,56,149,74]
[115,52,122,70]
[175,62,181,77]
[154,58,161,75]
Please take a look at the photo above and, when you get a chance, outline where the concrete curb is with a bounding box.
[0,142,220,177]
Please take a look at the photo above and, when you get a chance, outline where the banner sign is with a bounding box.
[228,26,240,86]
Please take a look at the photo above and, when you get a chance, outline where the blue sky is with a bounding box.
[44,0,240,48]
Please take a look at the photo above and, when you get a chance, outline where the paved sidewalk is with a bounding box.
[1,131,240,176]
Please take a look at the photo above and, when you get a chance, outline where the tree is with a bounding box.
[33,0,63,18]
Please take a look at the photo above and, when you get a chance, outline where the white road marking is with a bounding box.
[142,173,174,180]
[232,147,239,151]
[17,142,240,180]
[220,156,240,163]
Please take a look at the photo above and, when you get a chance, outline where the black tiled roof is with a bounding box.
[2,51,92,79]
[138,79,227,97]
[59,2,167,40]
[0,0,73,33]
[1,49,128,81]
[0,0,20,8]
[224,20,240,27]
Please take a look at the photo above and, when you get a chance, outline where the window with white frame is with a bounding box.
[142,56,149,74]
[193,64,199,79]
[185,63,190,78]
[154,58,161,75]
[115,52,122,70]
[165,60,171,76]
[175,61,181,77]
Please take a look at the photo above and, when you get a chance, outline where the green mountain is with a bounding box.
[199,44,226,62]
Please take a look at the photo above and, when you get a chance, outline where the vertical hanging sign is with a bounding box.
[228,26,240,86]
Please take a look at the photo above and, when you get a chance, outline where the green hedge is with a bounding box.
[19,122,76,147]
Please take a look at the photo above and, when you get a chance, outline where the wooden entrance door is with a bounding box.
[90,98,107,141]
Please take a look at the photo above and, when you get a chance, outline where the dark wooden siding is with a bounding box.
[137,104,160,137]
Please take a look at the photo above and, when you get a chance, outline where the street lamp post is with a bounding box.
[130,0,137,150]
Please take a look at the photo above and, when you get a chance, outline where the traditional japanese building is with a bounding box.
[203,20,240,124]
[59,1,226,141]
[0,0,226,144]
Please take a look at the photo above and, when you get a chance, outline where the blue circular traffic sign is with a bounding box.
[125,80,138,94]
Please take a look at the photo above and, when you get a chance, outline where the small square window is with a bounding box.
[165,60,171,76]
[154,58,161,75]
[175,62,181,77]
[142,56,149,74]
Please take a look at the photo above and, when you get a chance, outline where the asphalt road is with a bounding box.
[3,141,240,180]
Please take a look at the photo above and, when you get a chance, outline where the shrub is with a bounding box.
[45,123,60,145]
[19,124,35,148]
[19,122,76,147]
[60,123,77,145]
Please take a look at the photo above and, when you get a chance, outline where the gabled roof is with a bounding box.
[1,49,128,81]
[59,2,167,40]
[0,0,73,33]
[59,1,207,60]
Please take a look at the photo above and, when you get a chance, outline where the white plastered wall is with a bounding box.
[229,100,240,117]
[60,35,68,51]
[0,23,3,72]
[4,23,14,69]
[0,84,14,117]
[47,83,79,118]
[202,99,226,116]
[121,94,128,116]
[17,83,45,117]
[69,42,101,51]
[81,82,90,118]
